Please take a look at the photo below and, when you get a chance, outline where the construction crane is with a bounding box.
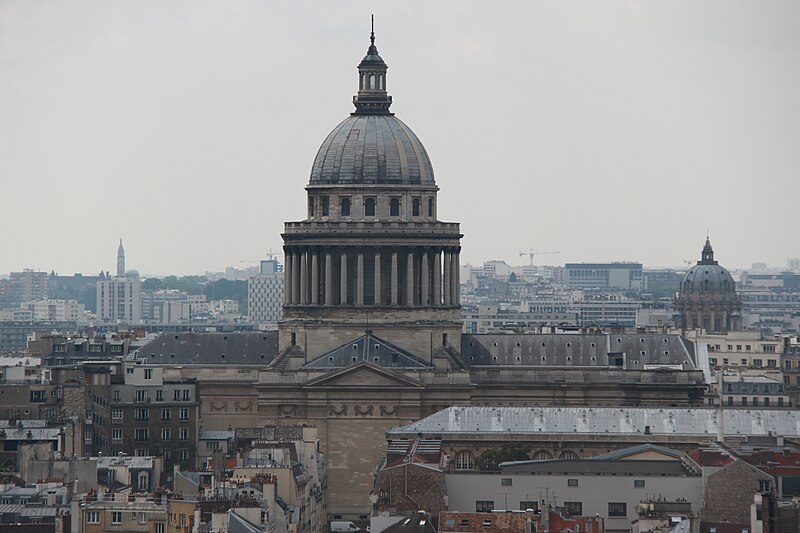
[519,250,560,266]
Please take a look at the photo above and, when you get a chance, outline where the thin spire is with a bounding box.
[370,14,375,46]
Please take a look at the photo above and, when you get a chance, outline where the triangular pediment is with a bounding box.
[304,361,423,389]
[302,333,431,370]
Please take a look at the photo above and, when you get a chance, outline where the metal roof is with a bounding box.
[387,406,800,437]
[136,332,278,366]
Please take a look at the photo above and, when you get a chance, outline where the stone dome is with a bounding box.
[309,114,435,186]
[680,238,736,292]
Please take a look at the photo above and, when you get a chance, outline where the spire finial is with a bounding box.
[370,14,375,46]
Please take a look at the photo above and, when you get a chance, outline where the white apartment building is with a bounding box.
[248,260,284,329]
[97,276,142,323]
[21,299,85,321]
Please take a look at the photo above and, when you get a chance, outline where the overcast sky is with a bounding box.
[1,1,798,276]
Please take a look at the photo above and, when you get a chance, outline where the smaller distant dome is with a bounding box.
[680,238,735,292]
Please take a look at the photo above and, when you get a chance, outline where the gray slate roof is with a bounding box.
[500,458,692,476]
[309,114,435,185]
[302,333,431,370]
[136,332,278,365]
[461,334,697,369]
[388,406,800,437]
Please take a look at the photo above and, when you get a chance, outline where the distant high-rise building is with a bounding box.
[117,239,126,277]
[97,242,141,323]
[248,259,284,329]
[7,269,49,307]
[674,238,741,333]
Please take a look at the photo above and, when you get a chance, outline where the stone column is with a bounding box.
[391,252,398,305]
[325,252,333,305]
[433,249,442,306]
[311,252,319,305]
[452,251,460,307]
[284,252,292,304]
[443,251,452,306]
[722,311,728,333]
[421,251,429,306]
[291,252,300,305]
[340,252,348,305]
[374,250,382,305]
[357,252,365,306]
[406,250,415,306]
[300,252,308,304]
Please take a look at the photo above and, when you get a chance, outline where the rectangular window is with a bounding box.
[162,408,171,420]
[753,397,759,406]
[179,427,189,440]
[501,478,512,486]
[634,479,645,488]
[182,389,190,401]
[768,359,777,367]
[759,480,770,492]
[520,501,538,511]
[563,502,582,516]
[136,449,149,457]
[709,358,717,366]
[180,449,189,461]
[786,360,792,369]
[180,408,189,421]
[135,428,149,441]
[764,397,770,406]
[741,358,748,365]
[112,511,122,524]
[156,390,163,401]
[723,358,729,365]
[155,524,165,533]
[567,478,578,487]
[753,359,763,367]
[144,369,153,380]
[135,408,149,421]
[162,449,171,461]
[475,501,494,512]
[779,397,785,407]
[112,429,123,440]
[139,512,147,524]
[764,345,776,354]
[113,390,120,401]
[87,511,100,524]
[742,397,748,406]
[112,409,123,420]
[162,428,171,440]
[174,390,181,401]
[136,390,148,402]
[608,502,627,517]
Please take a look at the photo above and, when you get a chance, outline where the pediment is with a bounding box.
[304,362,423,389]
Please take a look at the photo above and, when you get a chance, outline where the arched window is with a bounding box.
[428,198,434,217]
[390,198,400,217]
[364,198,376,217]
[340,197,351,217]
[361,74,366,90]
[532,450,553,461]
[559,450,579,460]
[455,450,474,471]
[321,196,329,217]
[412,198,420,217]
[369,74,376,89]
[379,74,384,90]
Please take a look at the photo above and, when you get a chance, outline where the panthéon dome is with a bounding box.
[308,28,434,186]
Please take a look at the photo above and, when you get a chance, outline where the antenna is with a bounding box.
[370,14,375,45]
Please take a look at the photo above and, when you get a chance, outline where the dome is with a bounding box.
[681,264,735,292]
[309,114,435,186]
[680,238,736,292]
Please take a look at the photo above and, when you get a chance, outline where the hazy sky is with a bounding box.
[1,1,798,276]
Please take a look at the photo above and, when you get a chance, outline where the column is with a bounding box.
[451,251,460,307]
[357,252,365,306]
[340,253,348,305]
[433,249,442,306]
[300,252,308,304]
[421,251,429,306]
[722,310,728,333]
[443,250,452,306]
[325,252,333,305]
[311,252,319,305]
[391,252,398,305]
[406,250,415,306]
[284,252,292,304]
[291,252,300,305]
[374,250,382,305]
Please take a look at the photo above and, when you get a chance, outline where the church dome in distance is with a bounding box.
[680,238,735,292]
[308,27,434,186]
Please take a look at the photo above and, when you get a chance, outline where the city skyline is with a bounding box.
[1,1,798,275]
